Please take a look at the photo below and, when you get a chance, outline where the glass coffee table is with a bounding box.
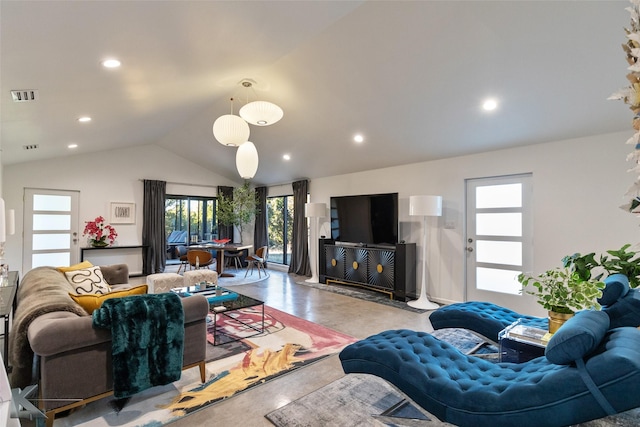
[209,290,265,346]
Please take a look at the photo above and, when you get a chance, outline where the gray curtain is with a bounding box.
[218,186,234,240]
[254,186,268,264]
[142,179,166,274]
[289,179,311,276]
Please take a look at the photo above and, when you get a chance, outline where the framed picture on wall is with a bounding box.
[110,202,136,224]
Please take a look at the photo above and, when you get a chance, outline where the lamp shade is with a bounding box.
[239,101,284,126]
[409,195,442,217]
[213,114,250,146]
[235,141,259,179]
[305,202,326,218]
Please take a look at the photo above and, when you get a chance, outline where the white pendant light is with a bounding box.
[213,114,250,147]
[239,101,283,126]
[236,141,259,179]
[238,80,283,126]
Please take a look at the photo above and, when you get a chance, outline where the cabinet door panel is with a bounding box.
[368,249,395,291]
[325,245,345,279]
[345,248,367,283]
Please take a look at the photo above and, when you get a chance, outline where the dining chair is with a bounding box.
[175,245,189,274]
[225,250,243,270]
[186,250,215,270]
[245,246,268,278]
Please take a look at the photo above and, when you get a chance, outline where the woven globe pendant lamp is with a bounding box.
[213,114,250,147]
[235,141,259,179]
[239,101,283,126]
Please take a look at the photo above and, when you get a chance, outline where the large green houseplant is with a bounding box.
[518,266,604,333]
[563,244,640,288]
[217,182,258,244]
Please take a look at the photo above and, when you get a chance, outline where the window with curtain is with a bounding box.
[267,195,294,265]
[165,195,217,259]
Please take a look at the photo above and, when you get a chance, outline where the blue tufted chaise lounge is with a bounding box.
[429,274,640,342]
[340,312,640,426]
[429,300,548,342]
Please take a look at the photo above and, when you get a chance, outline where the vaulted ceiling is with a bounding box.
[0,1,632,186]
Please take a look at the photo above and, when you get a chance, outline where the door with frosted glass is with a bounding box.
[22,189,80,272]
[465,175,535,314]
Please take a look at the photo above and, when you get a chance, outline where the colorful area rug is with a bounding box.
[50,306,355,427]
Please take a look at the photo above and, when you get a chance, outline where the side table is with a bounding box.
[0,272,19,370]
[499,319,550,363]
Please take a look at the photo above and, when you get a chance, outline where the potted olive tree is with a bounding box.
[217,182,258,244]
[518,267,604,333]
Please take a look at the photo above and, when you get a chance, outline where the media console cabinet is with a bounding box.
[318,239,416,301]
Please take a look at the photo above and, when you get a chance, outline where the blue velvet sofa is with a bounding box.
[340,310,640,426]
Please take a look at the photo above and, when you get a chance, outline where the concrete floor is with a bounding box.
[169,268,435,426]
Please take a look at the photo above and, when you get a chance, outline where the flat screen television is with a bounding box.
[330,192,398,246]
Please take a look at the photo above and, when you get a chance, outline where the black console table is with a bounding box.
[80,245,147,276]
[318,239,416,301]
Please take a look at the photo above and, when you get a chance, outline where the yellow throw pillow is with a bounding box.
[70,284,148,314]
[56,260,93,273]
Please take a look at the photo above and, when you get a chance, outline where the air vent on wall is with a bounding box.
[11,90,39,102]
[23,144,39,150]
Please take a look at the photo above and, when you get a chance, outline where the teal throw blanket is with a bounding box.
[93,293,185,399]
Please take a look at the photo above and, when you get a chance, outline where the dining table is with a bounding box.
[189,242,253,277]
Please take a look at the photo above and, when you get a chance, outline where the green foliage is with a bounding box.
[561,252,598,281]
[267,197,286,247]
[518,267,604,314]
[600,244,640,288]
[562,244,640,288]
[217,182,258,242]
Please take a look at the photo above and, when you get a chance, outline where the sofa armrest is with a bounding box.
[99,264,129,285]
[28,312,111,357]
[182,295,209,323]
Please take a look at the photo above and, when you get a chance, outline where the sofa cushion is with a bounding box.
[598,274,630,306]
[65,266,111,294]
[545,310,609,365]
[56,260,93,273]
[70,284,148,314]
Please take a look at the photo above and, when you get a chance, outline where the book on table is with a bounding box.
[502,321,552,347]
[171,285,239,304]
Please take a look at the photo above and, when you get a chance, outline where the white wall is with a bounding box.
[3,144,240,275]
[310,130,638,314]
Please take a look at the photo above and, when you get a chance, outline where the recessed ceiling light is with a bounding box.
[354,134,364,143]
[77,116,92,123]
[283,154,291,161]
[102,59,121,68]
[68,144,78,149]
[482,99,498,111]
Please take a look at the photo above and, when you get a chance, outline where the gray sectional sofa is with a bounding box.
[9,263,209,427]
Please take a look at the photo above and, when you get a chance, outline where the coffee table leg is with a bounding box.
[260,304,264,334]
[213,311,218,345]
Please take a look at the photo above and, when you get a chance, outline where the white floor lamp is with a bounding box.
[305,202,326,283]
[408,195,442,310]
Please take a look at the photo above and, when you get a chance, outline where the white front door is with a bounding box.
[465,174,536,314]
[22,189,80,272]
